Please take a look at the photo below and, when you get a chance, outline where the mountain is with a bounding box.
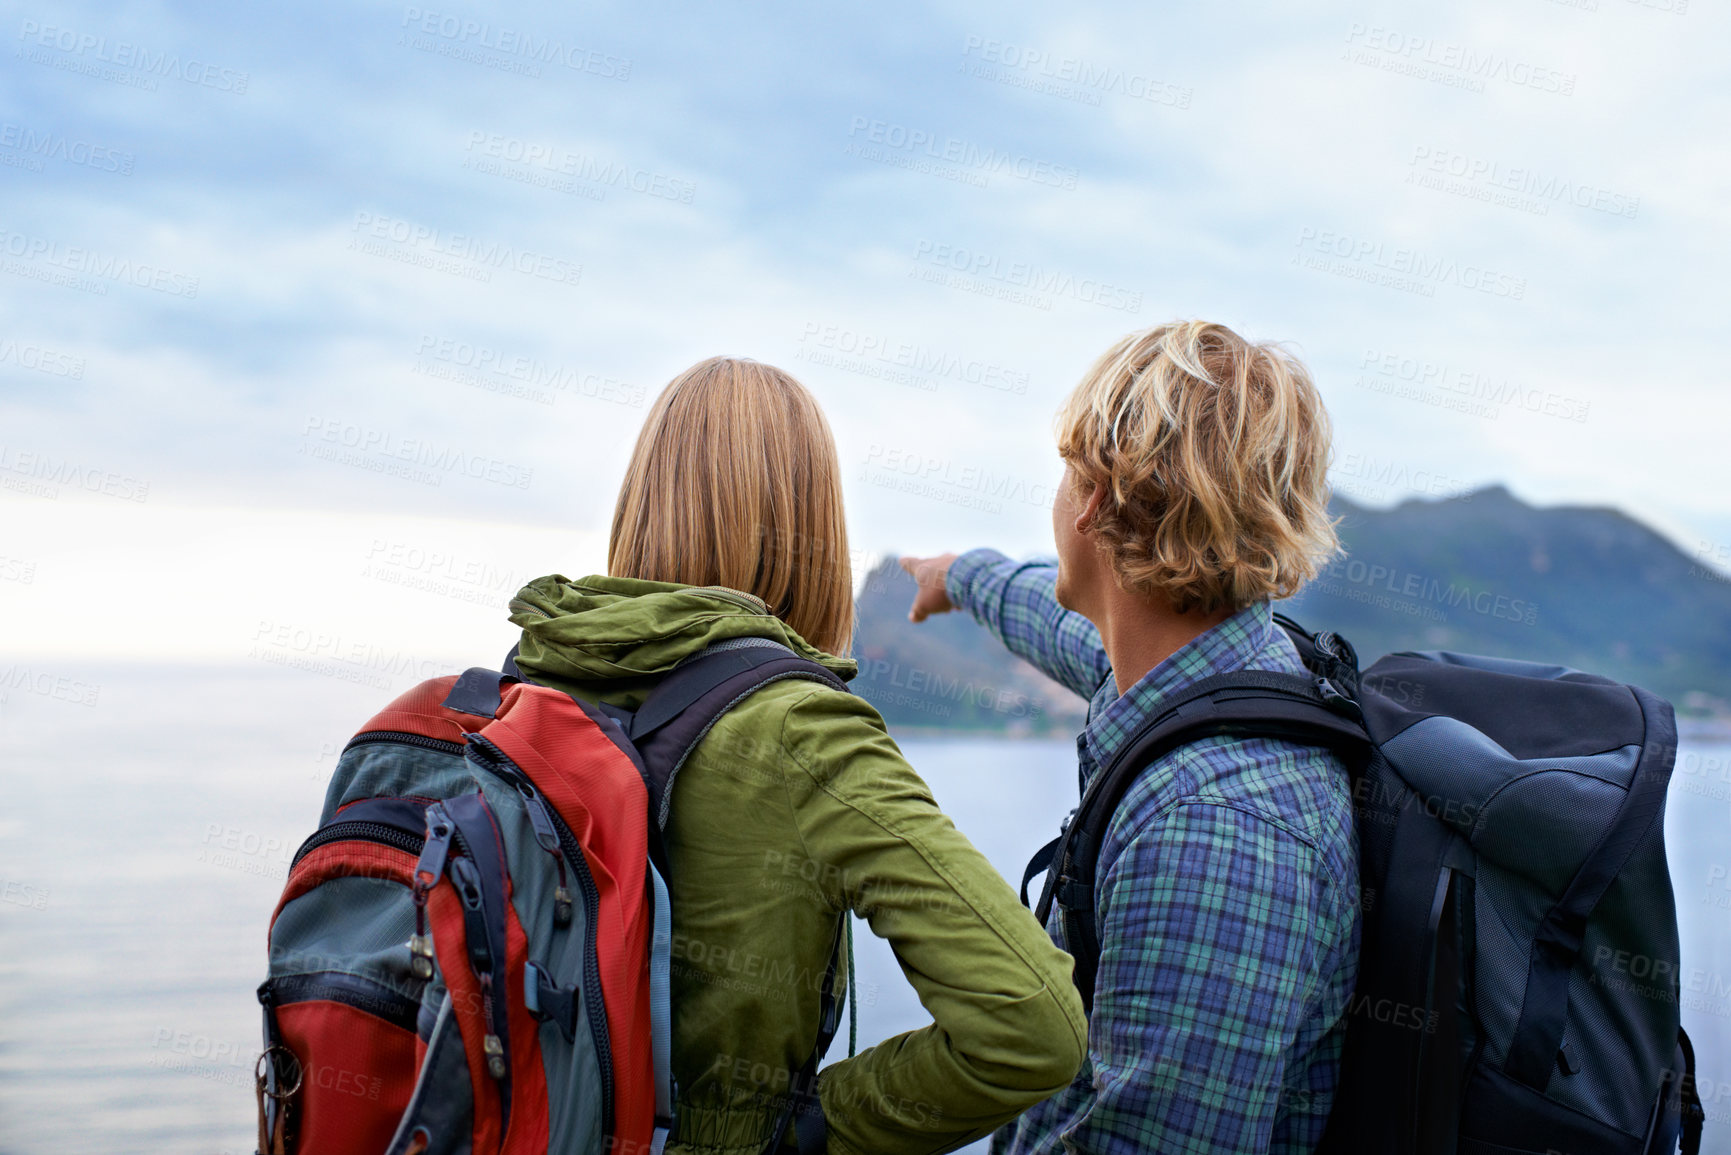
[1286,486,1731,713]
[850,561,1088,736]
[851,487,1731,734]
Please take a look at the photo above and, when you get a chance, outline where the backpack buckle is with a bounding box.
[1315,677,1363,723]
[1054,875,1093,911]
[1311,631,1362,698]
[818,992,841,1036]
[524,960,580,1043]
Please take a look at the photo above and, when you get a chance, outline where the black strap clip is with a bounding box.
[1054,875,1093,912]
[524,961,580,1043]
[1315,676,1363,722]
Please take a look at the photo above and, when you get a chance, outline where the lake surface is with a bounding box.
[1,667,1726,1153]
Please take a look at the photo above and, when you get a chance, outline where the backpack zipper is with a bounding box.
[322,721,616,1145]
[411,806,457,981]
[464,733,615,1147]
[291,820,425,868]
[343,730,467,758]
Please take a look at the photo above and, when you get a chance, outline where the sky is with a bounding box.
[2,0,1727,664]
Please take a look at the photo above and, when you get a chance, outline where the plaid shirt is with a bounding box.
[948,550,1359,1155]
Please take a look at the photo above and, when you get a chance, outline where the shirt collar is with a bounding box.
[1081,599,1278,772]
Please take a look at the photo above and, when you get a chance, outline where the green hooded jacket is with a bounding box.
[508,574,1087,1155]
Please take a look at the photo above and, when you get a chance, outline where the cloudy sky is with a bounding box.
[2,0,1726,664]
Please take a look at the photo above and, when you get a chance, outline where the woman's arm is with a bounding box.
[775,685,1088,1155]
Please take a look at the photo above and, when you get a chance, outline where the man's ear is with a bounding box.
[1076,481,1107,534]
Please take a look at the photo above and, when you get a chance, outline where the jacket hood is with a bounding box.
[508,574,856,705]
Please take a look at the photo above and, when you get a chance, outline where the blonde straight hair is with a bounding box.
[608,356,854,655]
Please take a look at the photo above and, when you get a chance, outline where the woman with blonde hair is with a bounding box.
[508,356,1085,1155]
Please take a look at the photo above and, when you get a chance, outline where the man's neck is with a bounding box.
[1091,583,1236,697]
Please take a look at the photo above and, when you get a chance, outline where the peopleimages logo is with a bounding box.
[0,555,37,585]
[0,337,85,379]
[249,619,462,690]
[911,240,1142,313]
[1314,555,1540,627]
[1294,227,1526,300]
[463,131,695,203]
[301,416,535,489]
[413,335,645,407]
[348,212,581,287]
[399,8,631,79]
[1342,24,1577,96]
[0,878,50,910]
[362,539,527,609]
[0,122,134,175]
[1333,452,1474,502]
[796,321,1030,394]
[959,37,1193,108]
[15,20,250,94]
[863,443,1059,511]
[1407,146,1639,220]
[1689,542,1731,587]
[0,664,101,707]
[1357,347,1590,423]
[0,226,199,297]
[0,444,149,502]
[845,117,1079,191]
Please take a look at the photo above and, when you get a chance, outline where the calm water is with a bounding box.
[0,667,1726,1153]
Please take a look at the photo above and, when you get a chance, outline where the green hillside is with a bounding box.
[1286,486,1731,712]
[852,487,1731,733]
[850,561,1088,735]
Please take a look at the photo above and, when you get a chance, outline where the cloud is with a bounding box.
[2,0,1727,657]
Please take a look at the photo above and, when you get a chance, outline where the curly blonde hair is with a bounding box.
[1055,321,1339,614]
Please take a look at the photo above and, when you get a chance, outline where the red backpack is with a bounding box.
[256,640,849,1155]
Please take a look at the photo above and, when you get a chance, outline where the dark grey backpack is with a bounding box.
[1028,616,1705,1155]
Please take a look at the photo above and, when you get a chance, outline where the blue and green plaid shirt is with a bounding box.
[948,550,1359,1155]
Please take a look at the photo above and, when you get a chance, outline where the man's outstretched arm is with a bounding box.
[900,549,1110,702]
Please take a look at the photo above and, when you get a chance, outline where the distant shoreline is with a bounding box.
[890,725,1076,742]
[893,716,1731,744]
[1678,717,1731,742]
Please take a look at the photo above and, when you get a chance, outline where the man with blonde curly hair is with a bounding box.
[902,321,1358,1154]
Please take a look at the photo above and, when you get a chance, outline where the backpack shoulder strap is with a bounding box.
[762,920,847,1155]
[626,638,849,830]
[492,637,848,1151]
[619,638,848,1155]
[499,637,849,829]
[1034,669,1372,1013]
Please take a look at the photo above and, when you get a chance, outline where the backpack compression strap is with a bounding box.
[1503,684,1679,1091]
[1678,1027,1706,1155]
[647,862,675,1155]
[1031,669,1372,1014]
[762,920,846,1155]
